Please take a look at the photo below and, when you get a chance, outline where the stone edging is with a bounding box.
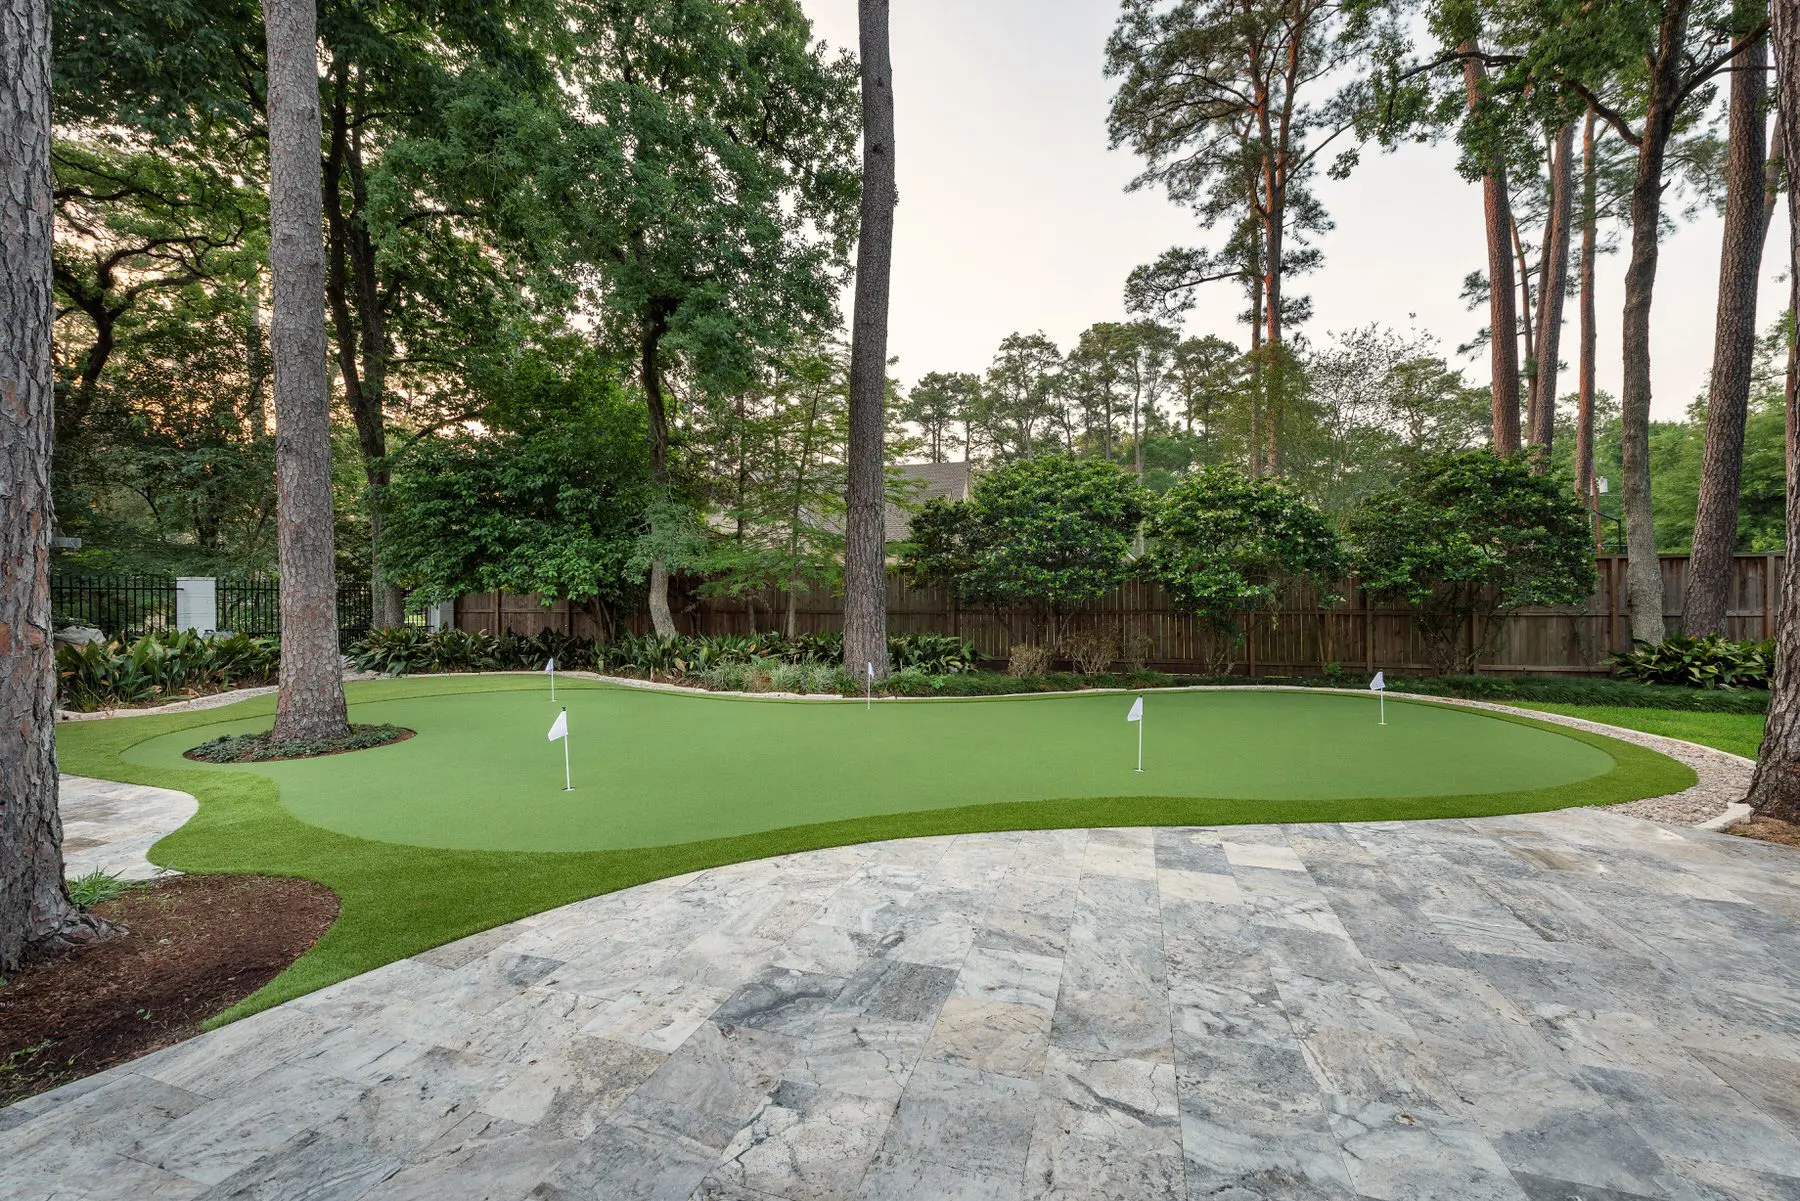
[57,671,1748,828]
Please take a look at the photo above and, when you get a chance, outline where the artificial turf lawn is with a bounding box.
[1513,703,1766,760]
[125,678,1624,852]
[57,674,1694,1022]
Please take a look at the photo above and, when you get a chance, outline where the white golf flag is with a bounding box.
[867,662,875,679]
[1369,671,1385,692]
[547,710,568,741]
[544,657,556,674]
[1127,696,1144,722]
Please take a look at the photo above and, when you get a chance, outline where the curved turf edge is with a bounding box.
[54,679,1695,1025]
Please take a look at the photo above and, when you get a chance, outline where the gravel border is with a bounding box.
[58,672,1750,828]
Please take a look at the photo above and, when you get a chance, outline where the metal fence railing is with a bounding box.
[52,573,422,643]
[49,574,177,638]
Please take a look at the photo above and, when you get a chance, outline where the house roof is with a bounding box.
[886,460,972,541]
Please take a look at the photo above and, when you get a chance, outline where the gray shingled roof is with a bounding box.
[885,460,972,541]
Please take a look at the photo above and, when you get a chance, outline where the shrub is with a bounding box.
[1345,450,1595,674]
[1062,629,1118,676]
[888,632,977,674]
[1008,644,1053,677]
[1145,468,1343,671]
[903,455,1149,645]
[1612,635,1772,690]
[1121,628,1155,673]
[56,630,280,711]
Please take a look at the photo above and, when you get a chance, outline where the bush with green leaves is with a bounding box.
[65,869,130,911]
[903,455,1148,646]
[1145,468,1343,672]
[1344,450,1596,674]
[56,630,281,711]
[1612,635,1772,690]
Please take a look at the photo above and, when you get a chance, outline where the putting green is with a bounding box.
[119,675,1639,853]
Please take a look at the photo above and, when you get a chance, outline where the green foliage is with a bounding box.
[1345,450,1596,673]
[903,456,1150,644]
[1612,636,1772,690]
[55,631,280,711]
[1146,468,1344,651]
[187,724,412,763]
[65,869,130,912]
[346,626,977,686]
[1384,673,1768,713]
[382,351,654,622]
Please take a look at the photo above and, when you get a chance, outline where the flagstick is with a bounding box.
[1136,701,1144,773]
[866,662,872,711]
[561,706,572,791]
[1379,692,1386,727]
[550,662,556,703]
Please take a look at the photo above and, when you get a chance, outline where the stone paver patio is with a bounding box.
[55,776,195,882]
[7,805,1800,1200]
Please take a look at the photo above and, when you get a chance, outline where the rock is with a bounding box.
[53,626,106,647]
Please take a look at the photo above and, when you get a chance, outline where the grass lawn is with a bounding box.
[1512,703,1765,760]
[58,675,1693,1020]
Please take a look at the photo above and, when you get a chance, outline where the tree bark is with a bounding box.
[1685,33,1772,637]
[1577,107,1600,533]
[639,302,677,638]
[0,0,97,973]
[324,78,403,630]
[1463,42,1522,454]
[1747,0,1800,821]
[1530,122,1576,465]
[1617,0,1694,646]
[265,0,349,742]
[843,0,895,682]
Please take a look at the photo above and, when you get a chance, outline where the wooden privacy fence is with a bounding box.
[453,553,1785,677]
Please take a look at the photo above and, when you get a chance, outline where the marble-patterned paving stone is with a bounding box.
[19,805,1800,1201]
[190,1128,401,1200]
[618,1021,796,1152]
[954,947,1063,1011]
[923,997,1053,1080]
[870,1061,1040,1183]
[713,965,848,1036]
[479,1036,665,1141]
[1330,1099,1527,1201]
[711,1079,895,1201]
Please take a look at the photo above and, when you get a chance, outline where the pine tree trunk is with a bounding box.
[1530,122,1576,464]
[0,0,88,972]
[1746,0,1800,822]
[1577,108,1600,530]
[266,0,349,742]
[1685,33,1771,637]
[640,308,677,638]
[843,0,895,683]
[1464,42,1522,455]
[1617,0,1693,646]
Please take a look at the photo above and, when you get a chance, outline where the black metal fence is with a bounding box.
[48,574,176,638]
[51,573,420,642]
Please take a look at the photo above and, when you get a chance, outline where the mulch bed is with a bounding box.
[0,875,338,1107]
[184,724,415,763]
[1730,814,1800,850]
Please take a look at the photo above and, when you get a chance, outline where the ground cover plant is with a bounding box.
[184,724,413,763]
[1612,635,1773,690]
[58,674,1691,1024]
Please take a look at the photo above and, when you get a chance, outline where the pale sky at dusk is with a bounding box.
[800,0,1791,422]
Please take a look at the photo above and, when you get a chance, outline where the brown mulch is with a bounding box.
[1730,815,1800,849]
[0,875,338,1107]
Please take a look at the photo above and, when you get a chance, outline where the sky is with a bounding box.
[799,0,1791,423]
